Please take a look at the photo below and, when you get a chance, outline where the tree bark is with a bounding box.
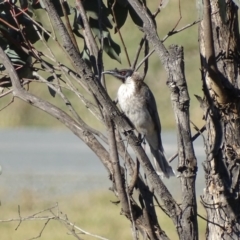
[199,0,240,239]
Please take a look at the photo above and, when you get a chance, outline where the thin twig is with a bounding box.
[132,5,160,70]
[27,219,51,240]
[142,39,149,80]
[111,0,131,67]
[136,20,199,71]
[15,205,22,230]
[15,6,52,38]
[162,20,200,42]
[197,213,226,230]
[60,0,79,52]
[1,207,110,240]
[0,96,14,111]
[171,0,182,33]
[168,125,206,163]
[0,17,19,31]
[97,0,106,89]
[33,72,108,144]
[132,37,146,70]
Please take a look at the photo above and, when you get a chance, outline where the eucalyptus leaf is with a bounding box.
[23,20,50,43]
[83,0,112,29]
[47,76,55,82]
[103,34,121,63]
[5,47,29,65]
[108,0,128,32]
[47,75,56,97]
[48,86,56,97]
[128,3,154,27]
[90,18,108,38]
[19,0,28,9]
[218,0,227,23]
[88,18,121,63]
[128,4,143,27]
[116,0,128,7]
[80,46,92,68]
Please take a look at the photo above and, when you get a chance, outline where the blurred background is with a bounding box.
[0,0,207,239]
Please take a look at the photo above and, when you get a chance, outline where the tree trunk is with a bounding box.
[199,0,240,239]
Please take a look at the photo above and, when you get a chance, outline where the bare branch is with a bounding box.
[168,125,206,163]
[132,36,146,70]
[0,46,113,176]
[60,0,79,52]
[33,72,108,144]
[0,204,110,240]
[136,20,199,71]
[105,113,130,215]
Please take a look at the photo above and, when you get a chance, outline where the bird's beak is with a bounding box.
[102,69,125,81]
[102,70,115,75]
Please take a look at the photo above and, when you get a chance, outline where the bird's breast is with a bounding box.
[117,83,154,135]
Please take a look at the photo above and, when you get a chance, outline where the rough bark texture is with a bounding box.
[199,0,240,239]
[167,45,198,240]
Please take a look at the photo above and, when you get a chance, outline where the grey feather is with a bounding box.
[103,69,175,178]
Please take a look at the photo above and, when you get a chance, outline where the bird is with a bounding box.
[103,68,175,178]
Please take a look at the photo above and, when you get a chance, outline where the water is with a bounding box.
[0,128,206,200]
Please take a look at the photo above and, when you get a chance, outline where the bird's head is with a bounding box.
[102,68,134,83]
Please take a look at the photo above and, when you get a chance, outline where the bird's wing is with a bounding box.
[144,84,163,150]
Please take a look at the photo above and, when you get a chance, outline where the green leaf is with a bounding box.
[5,47,29,65]
[128,4,143,27]
[103,34,121,63]
[89,18,121,63]
[46,76,57,98]
[80,45,92,68]
[22,17,50,43]
[128,3,154,28]
[218,0,227,23]
[90,18,109,37]
[0,46,33,81]
[83,0,112,29]
[108,0,128,32]
[116,0,128,7]
[48,86,56,97]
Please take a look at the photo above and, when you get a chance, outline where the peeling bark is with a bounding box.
[199,0,240,239]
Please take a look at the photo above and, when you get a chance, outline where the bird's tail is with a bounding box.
[150,147,175,178]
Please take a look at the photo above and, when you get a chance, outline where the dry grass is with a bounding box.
[0,188,207,240]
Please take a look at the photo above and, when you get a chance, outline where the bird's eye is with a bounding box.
[121,71,126,75]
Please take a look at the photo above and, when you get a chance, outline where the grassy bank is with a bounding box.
[0,189,207,239]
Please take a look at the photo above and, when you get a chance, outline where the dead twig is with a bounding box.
[168,125,206,163]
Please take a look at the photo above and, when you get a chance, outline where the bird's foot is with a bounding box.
[138,134,146,145]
